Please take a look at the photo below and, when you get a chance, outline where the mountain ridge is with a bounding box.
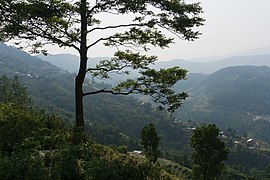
[37,52,270,74]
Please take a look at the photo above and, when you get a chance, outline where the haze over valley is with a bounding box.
[1,0,270,178]
[2,39,270,178]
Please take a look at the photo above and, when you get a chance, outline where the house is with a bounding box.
[132,150,143,154]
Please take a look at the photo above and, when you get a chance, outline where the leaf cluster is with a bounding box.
[1,0,204,50]
[112,66,189,112]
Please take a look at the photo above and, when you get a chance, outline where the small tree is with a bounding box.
[0,0,204,134]
[191,124,229,180]
[140,123,160,163]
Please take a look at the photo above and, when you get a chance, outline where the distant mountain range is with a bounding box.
[37,52,270,74]
[155,54,270,74]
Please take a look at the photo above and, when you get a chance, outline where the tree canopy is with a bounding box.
[0,0,204,132]
[191,124,229,180]
[140,123,160,163]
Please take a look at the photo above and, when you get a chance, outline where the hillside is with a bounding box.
[0,43,191,157]
[0,102,182,179]
[174,65,270,143]
[4,43,270,177]
[4,42,270,147]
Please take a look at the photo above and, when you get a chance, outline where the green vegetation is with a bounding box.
[0,77,178,179]
[0,0,204,135]
[191,124,229,180]
[2,2,270,178]
[0,103,179,179]
[140,123,160,163]
[2,48,270,178]
[0,44,192,164]
[159,158,192,179]
[175,66,270,144]
[0,75,28,107]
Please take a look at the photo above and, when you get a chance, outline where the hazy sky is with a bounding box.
[48,0,270,61]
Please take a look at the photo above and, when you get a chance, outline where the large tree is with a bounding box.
[0,0,204,132]
[191,124,229,180]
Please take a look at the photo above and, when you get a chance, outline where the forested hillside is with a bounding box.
[175,65,270,143]
[0,43,191,157]
[4,42,270,150]
[0,89,178,179]
[3,43,270,178]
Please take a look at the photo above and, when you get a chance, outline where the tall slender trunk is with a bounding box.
[75,0,87,131]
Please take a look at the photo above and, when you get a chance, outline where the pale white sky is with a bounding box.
[48,0,270,61]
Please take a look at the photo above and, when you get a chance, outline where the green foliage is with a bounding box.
[220,167,248,180]
[0,103,176,179]
[227,145,270,171]
[0,0,204,46]
[191,124,229,180]
[113,67,189,112]
[0,0,204,130]
[0,104,71,156]
[158,158,192,179]
[116,145,128,154]
[0,151,48,180]
[205,66,270,115]
[0,44,192,160]
[141,123,160,163]
[0,75,28,107]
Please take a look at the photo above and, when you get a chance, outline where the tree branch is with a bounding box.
[88,23,144,33]
[87,37,112,48]
[83,80,142,96]
[83,88,131,96]
[87,63,128,73]
[16,21,80,51]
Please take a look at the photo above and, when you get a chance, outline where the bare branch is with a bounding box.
[87,63,128,73]
[83,80,142,96]
[87,37,112,48]
[88,23,144,33]
[83,88,133,96]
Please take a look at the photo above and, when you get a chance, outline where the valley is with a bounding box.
[2,43,270,178]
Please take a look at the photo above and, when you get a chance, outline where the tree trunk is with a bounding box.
[75,0,87,132]
[75,74,85,130]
